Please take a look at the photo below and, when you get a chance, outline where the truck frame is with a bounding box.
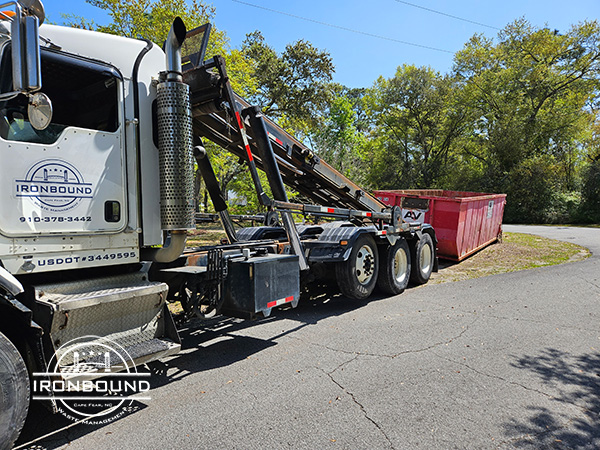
[0,3,437,447]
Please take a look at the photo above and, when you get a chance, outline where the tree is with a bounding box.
[453,19,600,221]
[241,31,334,129]
[364,65,468,190]
[310,85,368,184]
[62,0,266,213]
[579,110,600,222]
[64,0,226,51]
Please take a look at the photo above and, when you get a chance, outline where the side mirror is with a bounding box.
[11,5,41,92]
[27,91,52,130]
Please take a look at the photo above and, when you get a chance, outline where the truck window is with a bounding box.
[0,46,121,144]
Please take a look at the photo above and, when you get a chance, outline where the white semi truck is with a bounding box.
[0,2,437,446]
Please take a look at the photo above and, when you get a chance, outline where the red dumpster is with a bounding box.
[374,190,507,261]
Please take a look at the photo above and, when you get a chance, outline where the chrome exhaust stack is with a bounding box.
[154,17,195,263]
[164,17,185,82]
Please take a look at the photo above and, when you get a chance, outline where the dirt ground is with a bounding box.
[428,232,590,284]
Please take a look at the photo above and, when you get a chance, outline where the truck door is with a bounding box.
[0,45,127,236]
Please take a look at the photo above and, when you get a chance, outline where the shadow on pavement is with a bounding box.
[14,283,385,449]
[146,284,377,387]
[503,348,600,449]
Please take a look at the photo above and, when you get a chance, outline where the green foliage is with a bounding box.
[312,87,367,184]
[64,0,227,51]
[227,169,272,215]
[503,155,558,222]
[356,20,600,224]
[579,160,600,222]
[454,19,600,189]
[363,65,468,189]
[242,31,334,129]
[549,191,582,224]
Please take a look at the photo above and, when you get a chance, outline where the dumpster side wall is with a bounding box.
[374,190,506,261]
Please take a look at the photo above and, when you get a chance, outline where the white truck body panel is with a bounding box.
[0,25,169,274]
[1,128,126,236]
[38,24,166,247]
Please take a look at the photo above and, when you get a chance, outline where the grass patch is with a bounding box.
[186,223,227,247]
[429,232,590,284]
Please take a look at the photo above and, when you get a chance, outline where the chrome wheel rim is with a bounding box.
[393,246,408,284]
[420,242,432,274]
[356,244,375,285]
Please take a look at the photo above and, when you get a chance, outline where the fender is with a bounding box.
[0,268,45,380]
[420,223,437,243]
[306,225,377,263]
[0,263,42,336]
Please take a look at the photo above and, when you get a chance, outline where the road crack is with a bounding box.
[390,318,476,358]
[286,316,477,359]
[320,360,394,449]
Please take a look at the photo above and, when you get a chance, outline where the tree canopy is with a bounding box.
[452,19,600,221]
[241,30,334,133]
[357,19,600,222]
[61,2,600,223]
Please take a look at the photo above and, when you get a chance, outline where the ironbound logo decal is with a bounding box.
[32,336,151,425]
[15,159,93,212]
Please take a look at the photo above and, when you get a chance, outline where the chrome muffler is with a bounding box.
[156,17,195,233]
[154,18,195,262]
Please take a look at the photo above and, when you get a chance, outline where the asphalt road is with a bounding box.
[15,225,600,450]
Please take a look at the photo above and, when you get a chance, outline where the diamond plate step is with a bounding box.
[34,268,181,369]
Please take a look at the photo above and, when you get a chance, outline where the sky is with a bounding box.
[43,0,599,88]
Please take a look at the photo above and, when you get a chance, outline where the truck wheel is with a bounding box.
[410,233,434,285]
[335,234,379,300]
[0,332,30,450]
[376,238,411,295]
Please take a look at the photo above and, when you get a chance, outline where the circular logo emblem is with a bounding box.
[17,159,92,212]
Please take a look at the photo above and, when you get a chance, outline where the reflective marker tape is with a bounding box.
[234,111,254,162]
[245,144,254,162]
[267,296,294,308]
[268,132,284,146]
[319,207,337,214]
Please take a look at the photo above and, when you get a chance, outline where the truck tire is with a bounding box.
[410,233,434,285]
[376,238,411,295]
[335,234,379,300]
[0,332,30,450]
